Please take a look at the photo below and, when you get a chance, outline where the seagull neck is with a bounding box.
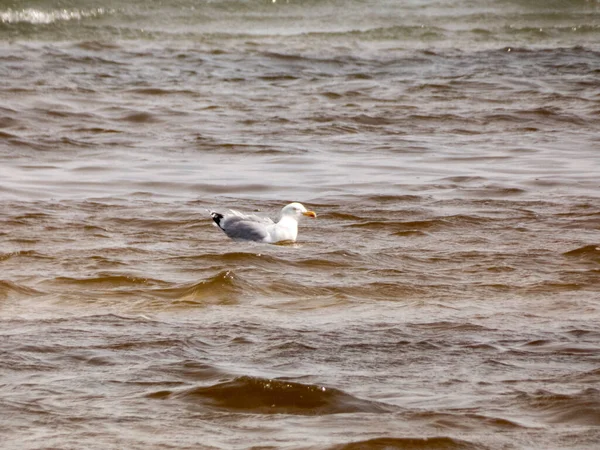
[277,215,298,227]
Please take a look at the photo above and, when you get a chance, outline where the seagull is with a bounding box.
[210,202,317,244]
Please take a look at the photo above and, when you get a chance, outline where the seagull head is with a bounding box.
[281,202,317,220]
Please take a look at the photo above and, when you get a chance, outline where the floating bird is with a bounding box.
[210,202,316,244]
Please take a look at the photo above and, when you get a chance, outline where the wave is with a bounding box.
[52,275,167,289]
[416,411,528,430]
[153,375,392,415]
[0,250,52,262]
[563,244,600,263]
[0,280,41,299]
[0,8,109,25]
[554,368,600,384]
[347,215,495,232]
[328,437,481,450]
[175,251,282,267]
[517,388,600,426]
[156,270,255,306]
[179,250,354,272]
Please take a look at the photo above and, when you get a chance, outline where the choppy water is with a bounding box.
[2,1,600,449]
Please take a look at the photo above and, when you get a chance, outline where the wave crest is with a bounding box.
[162,376,392,415]
[1,8,108,25]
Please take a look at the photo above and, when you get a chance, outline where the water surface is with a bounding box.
[1,0,600,448]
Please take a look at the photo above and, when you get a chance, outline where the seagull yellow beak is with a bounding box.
[302,210,317,218]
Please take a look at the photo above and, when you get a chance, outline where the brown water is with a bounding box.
[2,1,600,449]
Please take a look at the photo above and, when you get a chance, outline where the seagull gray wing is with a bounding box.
[211,210,274,242]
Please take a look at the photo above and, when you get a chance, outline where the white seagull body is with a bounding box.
[210,202,317,244]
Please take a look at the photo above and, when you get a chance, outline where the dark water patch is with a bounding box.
[517,388,600,425]
[82,224,110,233]
[56,350,118,367]
[523,281,586,294]
[73,41,121,51]
[125,87,198,96]
[52,275,168,290]
[464,414,526,430]
[70,164,115,173]
[409,322,493,333]
[258,73,299,81]
[412,410,527,431]
[463,343,500,351]
[439,154,513,163]
[32,107,95,120]
[121,112,160,123]
[485,265,516,273]
[347,220,438,232]
[265,279,344,300]
[264,340,318,357]
[364,194,426,204]
[195,141,286,156]
[338,282,428,301]
[329,436,481,450]
[521,340,599,356]
[62,54,124,67]
[339,338,437,355]
[563,245,600,263]
[442,214,496,227]
[146,360,225,382]
[0,350,57,372]
[389,219,440,231]
[350,114,394,126]
[0,130,18,139]
[173,251,281,267]
[72,127,121,134]
[322,91,344,99]
[108,215,194,229]
[288,257,354,270]
[0,280,41,299]
[439,176,487,185]
[313,249,363,263]
[348,214,493,233]
[555,368,600,384]
[2,136,53,150]
[347,72,373,80]
[157,271,251,306]
[464,186,526,198]
[564,327,600,337]
[405,113,461,124]
[0,250,52,261]
[556,211,600,230]
[161,376,391,415]
[313,123,362,134]
[449,128,481,135]
[326,212,365,221]
[260,51,362,70]
[512,107,587,125]
[394,229,429,238]
[40,136,95,148]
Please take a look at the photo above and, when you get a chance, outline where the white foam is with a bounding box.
[0,8,106,24]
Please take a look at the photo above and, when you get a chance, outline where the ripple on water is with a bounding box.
[328,436,482,450]
[515,388,600,426]
[157,270,252,307]
[0,280,42,299]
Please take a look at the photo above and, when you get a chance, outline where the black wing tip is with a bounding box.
[211,212,224,228]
